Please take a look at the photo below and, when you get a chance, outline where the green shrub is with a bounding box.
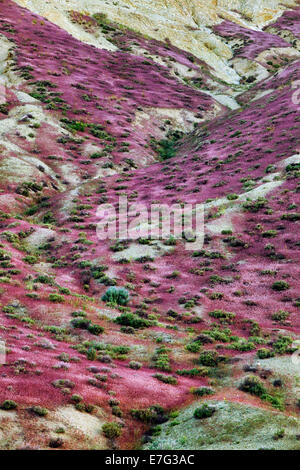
[49,293,65,303]
[153,374,178,385]
[87,323,104,335]
[176,367,208,377]
[271,310,290,322]
[34,274,54,285]
[130,405,168,424]
[198,350,221,367]
[239,375,266,397]
[243,198,268,212]
[111,406,123,417]
[70,394,83,404]
[226,193,239,200]
[102,286,129,306]
[102,422,122,439]
[281,213,300,221]
[194,404,215,419]
[257,348,275,359]
[71,318,104,335]
[114,313,151,329]
[152,347,171,372]
[273,335,293,354]
[271,281,290,291]
[231,339,255,352]
[208,310,236,322]
[23,255,38,265]
[185,342,202,353]
[71,318,90,329]
[31,406,48,416]
[0,400,17,410]
[190,387,215,397]
[273,429,285,440]
[129,361,142,370]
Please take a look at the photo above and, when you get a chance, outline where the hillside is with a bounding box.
[0,0,299,450]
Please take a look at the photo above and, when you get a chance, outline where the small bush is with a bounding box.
[190,387,215,397]
[176,367,208,377]
[23,255,38,265]
[129,361,142,370]
[273,335,293,354]
[31,406,48,417]
[49,293,65,303]
[102,422,122,439]
[114,313,151,329]
[102,286,129,306]
[130,405,168,424]
[271,281,290,291]
[227,193,239,200]
[199,350,221,367]
[153,374,178,385]
[87,323,104,335]
[239,375,266,397]
[0,400,17,410]
[185,342,202,353]
[271,310,290,322]
[257,348,275,359]
[208,309,236,322]
[71,318,104,335]
[194,404,215,419]
[273,429,285,440]
[243,198,268,213]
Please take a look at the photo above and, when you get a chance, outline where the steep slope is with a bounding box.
[0,0,299,450]
[13,0,299,83]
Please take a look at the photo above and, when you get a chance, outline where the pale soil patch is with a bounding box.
[256,46,300,65]
[13,0,117,52]
[134,107,202,134]
[0,193,25,212]
[231,57,269,82]
[0,410,24,450]
[205,172,283,213]
[278,153,300,168]
[59,163,81,186]
[34,262,56,275]
[251,88,274,102]
[14,90,38,104]
[13,0,298,83]
[0,156,44,184]
[112,241,173,261]
[129,45,199,81]
[144,400,300,450]
[25,227,56,249]
[54,405,107,441]
[258,356,300,382]
[206,207,236,234]
[201,91,240,110]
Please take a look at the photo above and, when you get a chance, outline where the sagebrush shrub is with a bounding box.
[102,286,130,306]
